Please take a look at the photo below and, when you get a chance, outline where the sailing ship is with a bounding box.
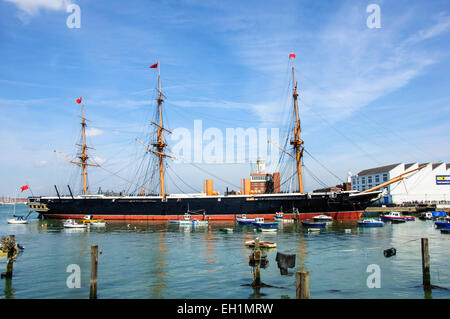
[27,55,385,220]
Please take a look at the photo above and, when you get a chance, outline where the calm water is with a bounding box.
[0,204,449,299]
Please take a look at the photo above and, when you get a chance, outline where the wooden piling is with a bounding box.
[296,271,310,299]
[421,238,431,289]
[90,245,98,299]
[251,238,261,287]
[1,235,18,279]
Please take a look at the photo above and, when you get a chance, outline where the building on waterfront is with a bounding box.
[351,162,450,204]
[240,158,280,195]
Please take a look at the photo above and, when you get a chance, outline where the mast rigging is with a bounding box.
[54,98,99,195]
[289,54,304,194]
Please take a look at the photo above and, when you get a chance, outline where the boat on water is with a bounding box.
[358,218,384,227]
[257,228,277,232]
[380,212,408,222]
[169,213,208,226]
[90,220,106,227]
[441,229,450,234]
[251,217,278,228]
[419,212,433,220]
[274,212,294,223]
[81,215,105,224]
[245,240,277,248]
[7,216,28,224]
[27,55,385,221]
[313,215,333,222]
[236,214,256,225]
[63,219,86,228]
[435,217,450,229]
[301,219,326,228]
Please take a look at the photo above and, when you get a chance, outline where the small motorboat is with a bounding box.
[63,219,87,228]
[257,228,277,232]
[191,219,208,226]
[419,212,433,220]
[380,212,408,222]
[7,216,28,224]
[251,217,278,227]
[404,215,415,221]
[430,211,448,220]
[435,218,450,229]
[169,213,193,225]
[301,219,326,228]
[274,212,294,223]
[358,218,384,227]
[82,215,105,224]
[245,240,277,248]
[89,220,106,227]
[313,215,333,222]
[236,214,256,224]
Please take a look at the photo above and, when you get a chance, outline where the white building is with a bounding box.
[351,162,450,204]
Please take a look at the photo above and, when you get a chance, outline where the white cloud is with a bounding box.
[86,127,103,137]
[35,160,48,167]
[216,3,450,127]
[4,0,72,15]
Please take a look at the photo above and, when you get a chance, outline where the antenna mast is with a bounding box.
[289,53,304,194]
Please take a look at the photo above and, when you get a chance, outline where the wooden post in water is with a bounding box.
[251,238,261,288]
[296,271,310,299]
[421,238,431,289]
[1,235,18,279]
[90,245,98,299]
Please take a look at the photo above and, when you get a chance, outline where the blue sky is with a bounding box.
[1,0,450,197]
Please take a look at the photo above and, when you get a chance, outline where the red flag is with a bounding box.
[20,185,29,192]
[149,63,158,69]
[76,97,82,104]
[289,52,296,58]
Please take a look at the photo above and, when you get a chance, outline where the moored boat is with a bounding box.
[63,219,86,228]
[380,212,408,222]
[251,217,278,227]
[89,220,106,227]
[258,229,277,233]
[301,219,326,228]
[274,212,294,223]
[236,214,256,225]
[7,216,28,224]
[313,214,333,222]
[419,212,433,220]
[358,218,384,227]
[245,240,277,248]
[435,217,450,229]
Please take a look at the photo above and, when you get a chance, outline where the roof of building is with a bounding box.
[357,163,401,176]
[447,164,450,170]
[432,163,443,170]
[405,162,416,170]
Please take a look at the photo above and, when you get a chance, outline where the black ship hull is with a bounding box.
[28,191,381,220]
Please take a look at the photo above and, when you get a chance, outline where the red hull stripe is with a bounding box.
[41,211,363,220]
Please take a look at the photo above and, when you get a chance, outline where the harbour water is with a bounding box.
[0,204,449,299]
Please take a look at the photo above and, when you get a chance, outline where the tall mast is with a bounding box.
[289,54,304,194]
[136,61,174,198]
[55,97,99,195]
[80,101,88,195]
[155,61,166,198]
